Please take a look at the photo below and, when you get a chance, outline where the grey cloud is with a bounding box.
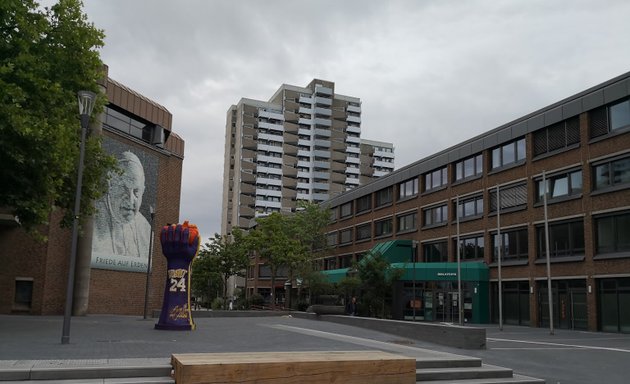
[79,0,630,237]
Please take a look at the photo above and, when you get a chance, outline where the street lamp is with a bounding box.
[61,90,96,344]
[143,207,156,319]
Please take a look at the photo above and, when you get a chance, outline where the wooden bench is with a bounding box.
[171,350,416,384]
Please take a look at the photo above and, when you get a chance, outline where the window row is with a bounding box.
[332,155,630,221]
[421,212,630,263]
[324,211,630,270]
[328,212,418,246]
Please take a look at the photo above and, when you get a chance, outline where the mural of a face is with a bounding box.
[109,152,146,225]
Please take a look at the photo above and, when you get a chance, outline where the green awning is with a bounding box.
[321,268,350,283]
[390,262,488,282]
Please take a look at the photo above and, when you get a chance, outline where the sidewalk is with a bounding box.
[0,313,479,381]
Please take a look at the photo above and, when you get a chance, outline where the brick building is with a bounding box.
[321,71,630,333]
[0,67,185,315]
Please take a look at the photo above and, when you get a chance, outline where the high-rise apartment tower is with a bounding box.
[221,79,393,235]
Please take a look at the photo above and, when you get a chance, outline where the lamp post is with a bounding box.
[143,207,156,320]
[61,90,96,345]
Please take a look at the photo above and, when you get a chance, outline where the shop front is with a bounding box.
[391,262,489,324]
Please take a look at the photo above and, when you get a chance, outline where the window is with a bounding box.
[398,178,418,200]
[455,154,483,181]
[590,99,630,138]
[375,187,393,207]
[104,106,158,145]
[339,254,353,268]
[532,117,580,157]
[374,218,393,237]
[489,182,527,212]
[536,220,584,259]
[423,204,448,227]
[356,195,372,213]
[610,99,630,131]
[593,156,630,191]
[492,228,528,262]
[13,279,33,311]
[326,232,337,247]
[397,212,417,232]
[259,265,272,278]
[340,202,353,218]
[456,195,483,220]
[340,228,353,244]
[329,208,338,222]
[423,241,448,262]
[491,138,526,169]
[456,235,484,260]
[356,223,371,241]
[595,211,630,255]
[424,167,448,191]
[535,169,582,203]
[324,257,337,270]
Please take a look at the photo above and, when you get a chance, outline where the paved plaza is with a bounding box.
[1,314,629,383]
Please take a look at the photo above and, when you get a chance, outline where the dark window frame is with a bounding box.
[355,194,372,214]
[592,155,630,192]
[355,223,372,242]
[455,235,485,261]
[423,241,448,262]
[594,211,630,255]
[398,178,419,200]
[423,166,448,192]
[375,187,393,207]
[374,218,393,238]
[491,227,529,263]
[536,219,585,259]
[456,195,484,220]
[397,212,417,233]
[535,169,583,204]
[454,154,483,182]
[491,138,526,170]
[423,204,448,227]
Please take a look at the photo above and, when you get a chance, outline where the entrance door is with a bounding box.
[435,291,460,323]
[538,280,587,330]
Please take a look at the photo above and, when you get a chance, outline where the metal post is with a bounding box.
[497,185,503,331]
[456,195,463,325]
[543,171,555,335]
[412,241,417,321]
[61,91,95,344]
[143,207,155,319]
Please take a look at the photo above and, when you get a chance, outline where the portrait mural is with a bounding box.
[91,137,158,272]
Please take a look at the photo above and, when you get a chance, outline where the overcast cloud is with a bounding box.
[77,0,630,241]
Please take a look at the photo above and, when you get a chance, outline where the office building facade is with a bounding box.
[321,72,630,333]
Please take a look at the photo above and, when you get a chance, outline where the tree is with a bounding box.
[356,252,403,318]
[286,202,332,306]
[190,250,222,308]
[246,203,331,309]
[194,228,249,309]
[0,0,115,232]
[247,212,301,309]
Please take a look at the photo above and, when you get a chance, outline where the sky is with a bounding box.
[74,0,630,242]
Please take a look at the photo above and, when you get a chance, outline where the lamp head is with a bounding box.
[77,90,96,117]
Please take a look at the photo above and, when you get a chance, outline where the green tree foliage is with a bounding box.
[190,249,222,307]
[0,0,115,231]
[247,212,300,308]
[193,228,250,309]
[355,252,403,318]
[286,202,332,306]
[247,203,331,308]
